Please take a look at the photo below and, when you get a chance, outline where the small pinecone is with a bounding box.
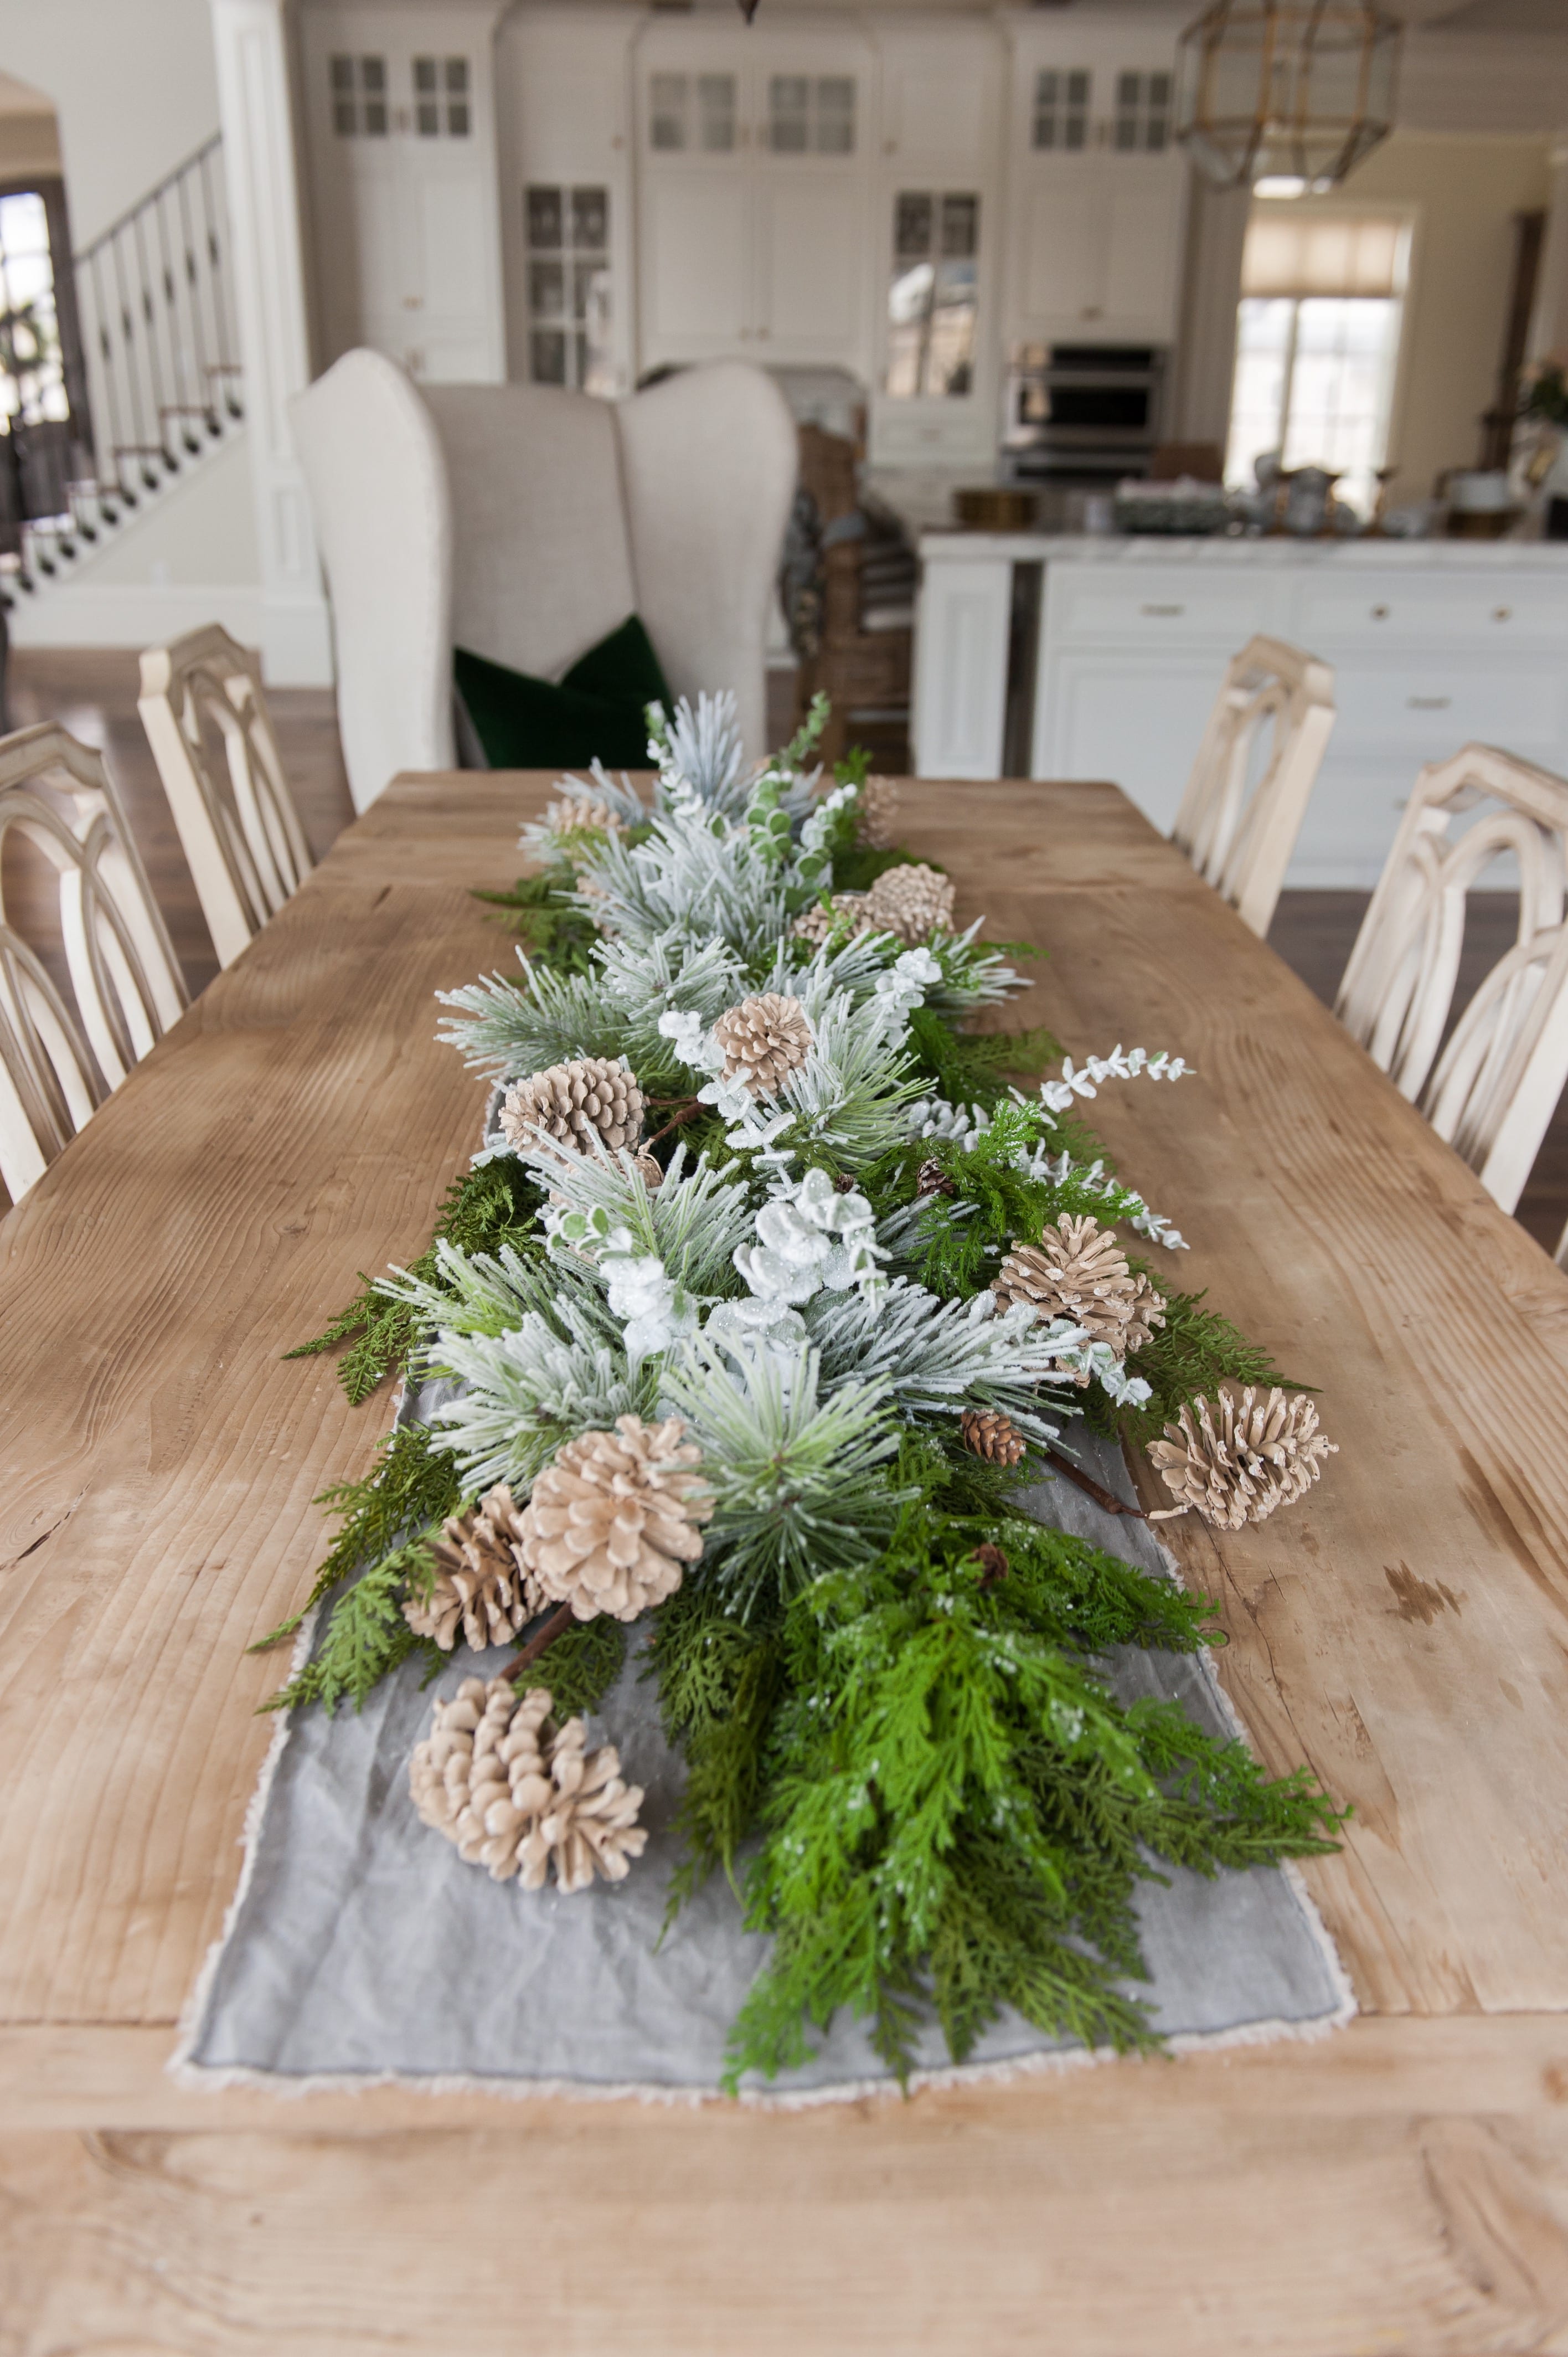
[711,993,813,1096]
[1148,1386,1338,1531]
[410,1677,647,1892]
[855,777,900,851]
[863,862,955,946]
[961,1407,1027,1466]
[791,893,865,946]
[634,1146,663,1192]
[519,1414,714,1621]
[546,792,622,836]
[402,1483,544,1653]
[499,1057,643,1156]
[994,1214,1165,1357]
[915,1156,958,1199]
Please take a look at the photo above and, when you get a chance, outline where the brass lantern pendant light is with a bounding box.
[1175,1,1402,194]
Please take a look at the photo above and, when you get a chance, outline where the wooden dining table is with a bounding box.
[4,768,1568,2353]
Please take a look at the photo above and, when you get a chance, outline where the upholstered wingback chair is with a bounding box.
[291,351,798,812]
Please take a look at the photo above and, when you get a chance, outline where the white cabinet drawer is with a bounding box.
[1046,567,1281,646]
[1292,578,1568,649]
[1331,661,1568,754]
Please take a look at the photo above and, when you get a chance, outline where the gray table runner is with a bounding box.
[179,1423,1353,2102]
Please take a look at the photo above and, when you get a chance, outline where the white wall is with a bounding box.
[0,0,218,244]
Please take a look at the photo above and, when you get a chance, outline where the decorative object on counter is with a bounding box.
[262,686,1341,2087]
[1444,470,1518,542]
[1113,477,1237,537]
[1175,1,1400,194]
[951,487,1039,532]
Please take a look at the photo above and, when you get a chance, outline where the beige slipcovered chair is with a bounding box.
[137,623,314,969]
[1172,635,1337,937]
[0,722,186,1201]
[291,351,799,812]
[1335,742,1568,1227]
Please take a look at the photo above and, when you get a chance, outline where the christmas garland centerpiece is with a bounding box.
[267,693,1342,2088]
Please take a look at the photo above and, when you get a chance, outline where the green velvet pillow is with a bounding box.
[453,615,673,771]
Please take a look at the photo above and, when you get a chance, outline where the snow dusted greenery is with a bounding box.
[274,688,1339,2087]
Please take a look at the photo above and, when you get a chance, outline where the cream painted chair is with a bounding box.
[1171,635,1337,937]
[290,351,800,812]
[137,623,314,970]
[0,722,187,1202]
[1335,742,1568,1227]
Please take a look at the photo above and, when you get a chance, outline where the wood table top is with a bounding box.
[6,771,1568,2355]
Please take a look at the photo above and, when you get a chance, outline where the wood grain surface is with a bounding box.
[4,770,1568,2355]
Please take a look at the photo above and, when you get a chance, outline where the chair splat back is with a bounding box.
[138,624,313,969]
[1335,741,1568,1219]
[1172,634,1337,937]
[0,722,186,1201]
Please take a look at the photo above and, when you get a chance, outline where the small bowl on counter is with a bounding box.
[951,486,1040,531]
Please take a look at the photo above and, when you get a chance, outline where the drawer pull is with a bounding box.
[1493,606,1512,621]
[1371,603,1390,619]
[1407,695,1451,710]
[1141,603,1185,616]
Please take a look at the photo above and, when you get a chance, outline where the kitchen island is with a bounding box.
[910,528,1568,886]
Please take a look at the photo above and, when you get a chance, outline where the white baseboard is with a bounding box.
[8,581,265,655]
[7,579,337,689]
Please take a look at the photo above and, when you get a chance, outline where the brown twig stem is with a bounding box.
[642,1096,703,1148]
[504,1601,575,1682]
[1043,1446,1146,1520]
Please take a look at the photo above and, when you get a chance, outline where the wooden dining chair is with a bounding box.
[1334,741,1568,1225]
[137,623,314,969]
[1170,635,1337,938]
[0,722,187,1202]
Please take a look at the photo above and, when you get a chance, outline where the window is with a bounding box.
[767,75,855,156]
[1033,70,1091,152]
[648,73,736,154]
[525,184,613,395]
[885,192,979,400]
[1225,209,1409,516]
[413,56,470,138]
[0,192,68,431]
[1112,71,1171,153]
[329,54,388,137]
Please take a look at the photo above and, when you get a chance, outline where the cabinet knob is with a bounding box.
[757,325,770,341]
[1407,695,1451,710]
[1141,603,1185,617]
[1081,305,1103,320]
[1371,603,1390,619]
[402,295,423,310]
[1493,605,1512,621]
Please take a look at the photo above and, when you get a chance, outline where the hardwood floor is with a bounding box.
[4,649,1564,1254]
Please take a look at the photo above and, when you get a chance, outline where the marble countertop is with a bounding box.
[914,528,1568,568]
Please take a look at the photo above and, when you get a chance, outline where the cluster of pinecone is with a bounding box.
[994,1213,1165,1370]
[793,860,955,949]
[519,1414,713,1620]
[410,1677,647,1892]
[546,792,623,836]
[854,777,900,850]
[711,992,813,1096]
[499,1056,644,1157]
[1149,1386,1337,1530]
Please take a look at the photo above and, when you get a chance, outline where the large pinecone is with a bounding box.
[499,1057,643,1156]
[855,777,900,851]
[1148,1386,1338,1530]
[410,1677,647,1892]
[960,1407,1027,1465]
[519,1414,713,1621]
[402,1483,544,1652]
[994,1215,1165,1358]
[546,792,622,835]
[711,992,813,1095]
[865,861,955,945]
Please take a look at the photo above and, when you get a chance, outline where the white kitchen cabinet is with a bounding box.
[1023,550,1568,887]
[495,6,638,397]
[300,1,507,383]
[1001,14,1188,351]
[634,19,874,380]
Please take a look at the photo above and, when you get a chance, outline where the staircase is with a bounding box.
[1,136,244,603]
